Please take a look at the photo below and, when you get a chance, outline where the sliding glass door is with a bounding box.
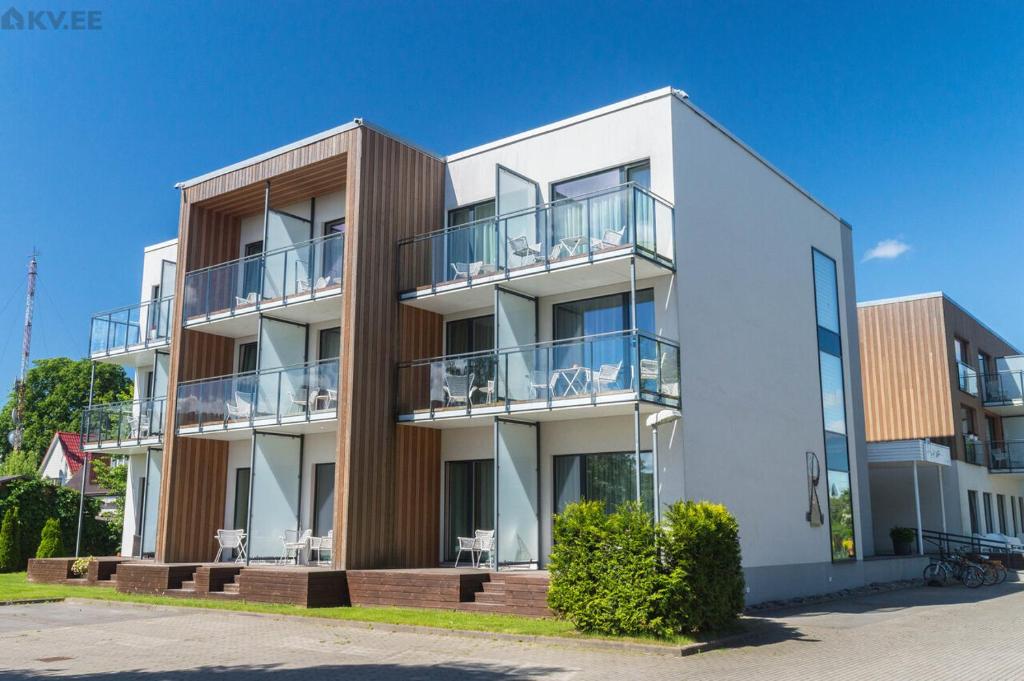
[554,451,654,516]
[444,459,494,563]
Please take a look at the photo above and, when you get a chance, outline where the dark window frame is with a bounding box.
[445,314,495,355]
[237,341,258,374]
[968,490,979,534]
[552,450,654,517]
[983,492,994,533]
[997,494,1007,534]
[312,462,335,537]
[318,327,341,361]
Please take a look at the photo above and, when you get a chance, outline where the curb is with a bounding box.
[60,598,731,657]
[1,597,66,606]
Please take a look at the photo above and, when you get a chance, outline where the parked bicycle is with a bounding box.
[923,548,985,588]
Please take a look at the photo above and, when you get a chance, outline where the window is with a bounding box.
[811,250,855,561]
[998,494,1008,534]
[553,289,654,340]
[232,468,250,532]
[954,338,967,363]
[553,451,653,517]
[312,463,335,537]
[985,415,998,442]
[1012,497,1019,536]
[978,351,991,376]
[446,315,495,355]
[449,200,496,228]
[237,342,257,374]
[983,492,994,533]
[322,219,345,282]
[318,327,340,361]
[967,490,979,534]
[143,370,155,399]
[242,241,263,298]
[1019,497,1024,535]
[444,459,494,563]
[445,200,497,278]
[962,406,978,464]
[551,162,650,201]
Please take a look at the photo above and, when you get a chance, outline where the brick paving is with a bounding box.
[3,580,1024,680]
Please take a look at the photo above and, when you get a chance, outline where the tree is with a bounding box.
[0,507,20,572]
[36,517,63,558]
[0,449,38,477]
[0,358,132,469]
[91,457,127,550]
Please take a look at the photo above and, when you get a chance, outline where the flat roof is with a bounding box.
[144,237,178,253]
[858,291,1021,355]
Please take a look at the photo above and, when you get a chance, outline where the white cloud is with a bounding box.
[862,238,911,262]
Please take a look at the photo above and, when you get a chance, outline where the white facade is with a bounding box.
[420,88,876,602]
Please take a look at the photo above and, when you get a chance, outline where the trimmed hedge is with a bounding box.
[548,499,744,637]
[0,507,20,572]
[36,517,64,558]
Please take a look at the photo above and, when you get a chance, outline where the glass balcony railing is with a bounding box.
[398,183,674,295]
[397,329,680,419]
[981,370,1024,406]
[183,233,344,323]
[956,361,978,396]
[175,358,339,431]
[981,440,1024,473]
[81,397,168,448]
[89,297,174,357]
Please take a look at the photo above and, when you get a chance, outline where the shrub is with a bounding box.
[71,556,92,577]
[0,507,21,572]
[36,517,64,558]
[890,526,916,543]
[0,478,114,569]
[548,501,672,638]
[661,501,745,634]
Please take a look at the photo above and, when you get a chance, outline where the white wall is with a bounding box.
[120,452,147,556]
[39,441,69,483]
[139,239,177,304]
[236,189,346,260]
[953,461,1024,537]
[868,463,954,552]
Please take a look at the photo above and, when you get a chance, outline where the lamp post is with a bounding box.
[645,409,682,522]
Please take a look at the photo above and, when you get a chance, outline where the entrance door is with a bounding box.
[444,459,494,563]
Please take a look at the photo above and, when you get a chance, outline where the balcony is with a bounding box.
[956,361,978,396]
[981,440,1024,474]
[981,370,1024,415]
[81,398,167,453]
[89,297,173,366]
[398,183,674,315]
[175,358,339,439]
[182,233,344,337]
[397,330,680,427]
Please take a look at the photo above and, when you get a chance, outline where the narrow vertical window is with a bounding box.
[812,249,855,561]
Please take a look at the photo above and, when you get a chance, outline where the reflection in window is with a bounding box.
[554,451,653,516]
[812,250,855,561]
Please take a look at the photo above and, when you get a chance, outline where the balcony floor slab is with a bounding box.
[398,395,671,429]
[183,288,342,339]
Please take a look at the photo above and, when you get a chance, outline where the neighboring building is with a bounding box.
[82,238,177,556]
[858,292,1024,550]
[38,431,116,515]
[86,87,905,603]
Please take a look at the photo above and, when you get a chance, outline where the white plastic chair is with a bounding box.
[226,392,252,420]
[315,530,333,566]
[507,236,541,266]
[454,536,477,568]
[474,530,495,569]
[590,225,627,252]
[594,361,623,392]
[451,261,483,280]
[235,291,257,307]
[213,529,247,564]
[444,373,477,407]
[280,529,312,565]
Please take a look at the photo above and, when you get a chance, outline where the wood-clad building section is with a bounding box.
[334,128,445,569]
[858,293,1020,464]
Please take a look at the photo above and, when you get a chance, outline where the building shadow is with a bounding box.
[1,662,570,681]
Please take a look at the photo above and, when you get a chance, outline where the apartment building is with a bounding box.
[859,292,1024,550]
[79,87,912,604]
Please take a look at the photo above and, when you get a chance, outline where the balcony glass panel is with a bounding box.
[957,362,979,396]
[982,370,1024,405]
[986,440,1024,473]
[175,358,339,430]
[182,233,344,322]
[81,398,168,447]
[396,330,680,417]
[89,297,174,356]
[398,183,673,294]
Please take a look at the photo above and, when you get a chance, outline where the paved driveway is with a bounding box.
[3,580,1024,680]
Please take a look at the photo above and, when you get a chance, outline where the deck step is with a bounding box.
[481,580,506,593]
[178,580,197,592]
[472,591,507,605]
[460,601,509,612]
[222,582,240,594]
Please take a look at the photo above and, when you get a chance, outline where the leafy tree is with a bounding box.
[0,507,20,572]
[0,449,39,477]
[35,517,64,558]
[0,358,132,469]
[91,457,127,550]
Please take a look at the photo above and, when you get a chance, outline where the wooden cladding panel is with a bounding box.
[335,127,445,569]
[858,297,953,442]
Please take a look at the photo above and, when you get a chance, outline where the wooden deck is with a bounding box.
[27,557,128,586]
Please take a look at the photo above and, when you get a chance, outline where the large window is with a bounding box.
[446,315,495,355]
[232,467,250,533]
[312,463,335,537]
[553,289,654,340]
[550,163,650,247]
[554,451,654,516]
[967,490,979,534]
[237,342,257,374]
[242,241,263,298]
[444,459,494,563]
[318,327,340,361]
[983,492,994,533]
[446,200,497,278]
[997,494,1007,534]
[812,250,855,561]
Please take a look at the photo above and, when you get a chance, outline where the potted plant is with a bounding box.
[890,527,917,555]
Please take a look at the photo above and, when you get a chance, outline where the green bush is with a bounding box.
[661,501,745,634]
[548,499,744,638]
[0,478,113,569]
[548,501,672,638]
[35,517,64,558]
[0,507,21,572]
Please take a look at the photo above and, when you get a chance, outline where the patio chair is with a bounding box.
[226,392,252,420]
[590,225,627,252]
[213,529,247,564]
[594,361,623,393]
[235,291,258,308]
[297,275,332,294]
[527,370,559,401]
[474,530,495,569]
[454,536,478,568]
[450,261,484,280]
[280,529,312,565]
[507,235,542,267]
[289,389,309,414]
[314,530,333,566]
[444,373,477,407]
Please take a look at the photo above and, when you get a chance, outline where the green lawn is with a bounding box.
[0,573,692,646]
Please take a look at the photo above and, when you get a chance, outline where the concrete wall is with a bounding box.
[868,463,958,552]
[952,461,1024,537]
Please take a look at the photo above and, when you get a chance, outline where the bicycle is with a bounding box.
[968,553,1008,586]
[924,549,985,588]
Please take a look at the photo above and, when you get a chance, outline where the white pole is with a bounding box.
[913,460,924,555]
[937,465,947,534]
[651,424,661,523]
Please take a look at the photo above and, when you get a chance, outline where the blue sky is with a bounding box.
[0,1,1022,386]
